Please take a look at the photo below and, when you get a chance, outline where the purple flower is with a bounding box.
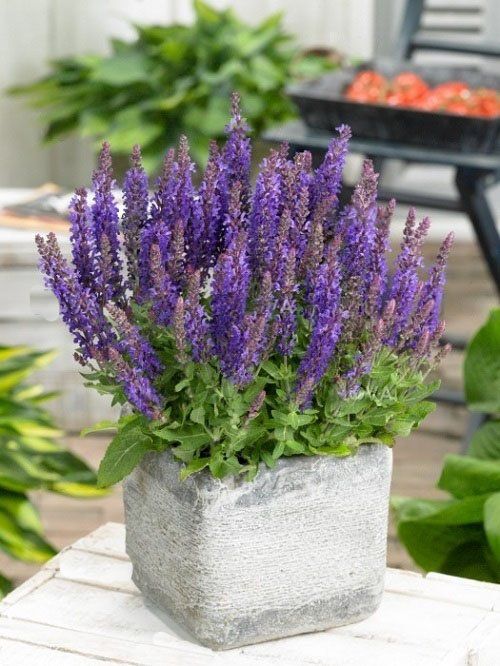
[68,188,97,290]
[211,230,250,382]
[36,233,114,360]
[122,145,149,287]
[222,92,252,209]
[418,232,454,335]
[199,141,224,269]
[106,302,163,380]
[91,143,124,303]
[248,148,285,275]
[148,243,178,326]
[311,125,351,236]
[106,347,163,419]
[295,242,342,406]
[36,99,453,424]
[184,270,212,362]
[388,209,430,344]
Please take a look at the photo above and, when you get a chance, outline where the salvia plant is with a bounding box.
[36,94,453,486]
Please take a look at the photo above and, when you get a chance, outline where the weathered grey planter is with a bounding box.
[123,444,392,650]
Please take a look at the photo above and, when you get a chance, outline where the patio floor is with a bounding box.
[0,238,496,587]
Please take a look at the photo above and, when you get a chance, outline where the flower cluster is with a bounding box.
[37,93,452,482]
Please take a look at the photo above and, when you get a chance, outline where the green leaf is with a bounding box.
[194,0,221,25]
[0,492,43,535]
[261,450,276,469]
[209,453,243,479]
[464,308,500,413]
[468,420,500,460]
[392,495,488,526]
[484,492,500,561]
[438,455,500,498]
[90,53,150,86]
[284,439,306,454]
[190,407,205,425]
[261,361,282,380]
[81,420,118,437]
[179,458,210,480]
[386,418,415,437]
[97,426,152,488]
[393,497,487,573]
[0,571,13,598]
[0,508,56,563]
[155,425,212,451]
[99,107,163,152]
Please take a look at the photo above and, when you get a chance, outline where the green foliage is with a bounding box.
[85,309,439,487]
[0,346,105,598]
[393,308,500,582]
[464,309,500,413]
[10,0,335,170]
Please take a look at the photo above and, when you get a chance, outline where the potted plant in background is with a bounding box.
[35,94,452,649]
[393,308,500,583]
[0,345,104,597]
[10,0,335,171]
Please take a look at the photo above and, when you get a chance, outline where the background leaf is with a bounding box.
[438,455,500,498]
[484,493,500,561]
[468,420,500,460]
[464,308,500,412]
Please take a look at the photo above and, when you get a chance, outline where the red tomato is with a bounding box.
[344,70,499,118]
[392,72,429,103]
[345,70,387,104]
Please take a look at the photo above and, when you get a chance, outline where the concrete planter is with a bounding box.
[123,444,392,650]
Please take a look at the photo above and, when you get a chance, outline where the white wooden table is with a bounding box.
[1,523,499,665]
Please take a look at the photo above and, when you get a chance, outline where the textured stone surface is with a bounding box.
[123,445,393,650]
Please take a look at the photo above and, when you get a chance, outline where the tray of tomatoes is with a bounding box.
[288,61,500,153]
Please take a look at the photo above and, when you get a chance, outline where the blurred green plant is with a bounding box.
[10,0,335,171]
[392,308,500,582]
[0,345,105,598]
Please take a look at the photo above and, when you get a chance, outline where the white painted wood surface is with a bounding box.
[0,522,499,665]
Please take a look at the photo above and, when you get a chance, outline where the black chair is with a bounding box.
[395,0,500,62]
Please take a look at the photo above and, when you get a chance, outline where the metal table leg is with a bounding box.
[455,167,500,295]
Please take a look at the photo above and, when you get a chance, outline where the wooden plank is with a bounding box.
[333,591,488,659]
[0,640,107,665]
[241,630,462,666]
[55,548,137,594]
[0,573,486,664]
[71,522,126,559]
[385,568,500,611]
[0,570,54,606]
[0,617,256,666]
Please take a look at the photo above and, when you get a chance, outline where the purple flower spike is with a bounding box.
[223,92,252,208]
[199,141,224,268]
[185,270,212,362]
[106,347,163,420]
[122,145,149,287]
[248,148,286,274]
[106,302,163,380]
[419,232,454,335]
[388,210,430,344]
[295,242,342,406]
[69,188,97,290]
[36,233,114,360]
[311,124,351,234]
[92,142,124,303]
[211,230,250,381]
[149,243,177,326]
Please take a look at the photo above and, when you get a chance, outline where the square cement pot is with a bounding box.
[123,444,392,650]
